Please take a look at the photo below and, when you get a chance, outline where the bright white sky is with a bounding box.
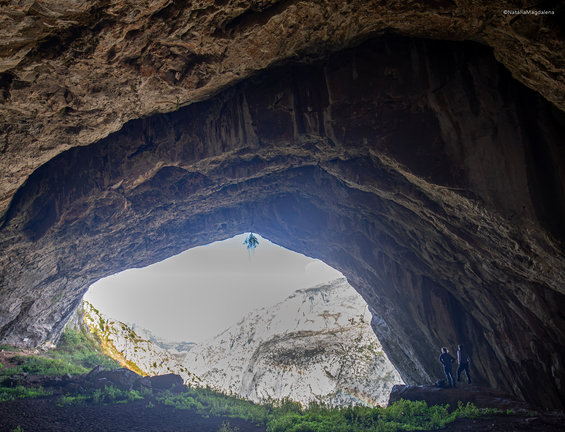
[84,233,343,343]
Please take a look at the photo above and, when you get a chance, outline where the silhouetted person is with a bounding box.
[457,344,471,384]
[439,347,456,388]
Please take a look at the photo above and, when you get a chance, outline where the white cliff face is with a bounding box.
[82,302,203,387]
[83,278,403,406]
[182,278,403,406]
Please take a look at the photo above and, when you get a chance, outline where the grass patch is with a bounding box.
[0,385,52,402]
[0,328,119,378]
[57,385,151,406]
[266,399,503,432]
[0,344,20,351]
[57,393,92,406]
[218,421,240,432]
[157,387,270,425]
[156,388,504,432]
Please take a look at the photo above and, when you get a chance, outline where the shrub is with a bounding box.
[90,386,144,405]
[0,344,20,351]
[217,421,240,432]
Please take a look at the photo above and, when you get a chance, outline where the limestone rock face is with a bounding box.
[0,27,565,411]
[81,301,202,386]
[183,278,403,407]
[0,0,564,214]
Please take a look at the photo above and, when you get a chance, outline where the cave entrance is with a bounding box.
[84,233,343,343]
[83,233,404,405]
[2,35,564,408]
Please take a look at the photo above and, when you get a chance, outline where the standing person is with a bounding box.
[439,347,456,388]
[457,344,472,384]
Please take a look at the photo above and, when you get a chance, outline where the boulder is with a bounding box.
[89,367,144,391]
[150,373,184,391]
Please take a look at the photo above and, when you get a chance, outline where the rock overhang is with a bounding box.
[1,25,565,411]
[1,0,564,215]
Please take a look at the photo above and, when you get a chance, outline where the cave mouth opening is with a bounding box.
[82,232,404,405]
[84,232,344,344]
[1,34,563,408]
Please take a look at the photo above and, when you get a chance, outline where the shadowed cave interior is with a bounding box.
[1,36,565,409]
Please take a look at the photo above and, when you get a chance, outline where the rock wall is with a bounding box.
[0,36,565,409]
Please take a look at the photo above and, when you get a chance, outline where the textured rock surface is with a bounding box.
[183,278,402,406]
[0,32,565,410]
[0,0,564,214]
[81,301,203,386]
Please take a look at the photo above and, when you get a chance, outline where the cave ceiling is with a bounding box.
[0,0,564,214]
[1,0,565,410]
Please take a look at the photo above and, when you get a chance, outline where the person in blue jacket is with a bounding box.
[439,347,456,388]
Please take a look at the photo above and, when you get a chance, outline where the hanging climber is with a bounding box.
[243,232,259,251]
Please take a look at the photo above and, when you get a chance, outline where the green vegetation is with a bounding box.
[265,399,503,432]
[11,426,24,432]
[54,328,121,372]
[0,344,20,351]
[0,385,52,402]
[58,385,151,406]
[0,328,120,402]
[0,328,119,379]
[157,387,271,425]
[156,388,504,432]
[217,421,240,432]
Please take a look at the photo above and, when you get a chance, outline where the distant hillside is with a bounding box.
[182,278,403,406]
[129,324,196,355]
[82,278,403,406]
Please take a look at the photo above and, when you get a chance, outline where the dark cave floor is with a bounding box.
[0,396,265,432]
[1,395,564,432]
